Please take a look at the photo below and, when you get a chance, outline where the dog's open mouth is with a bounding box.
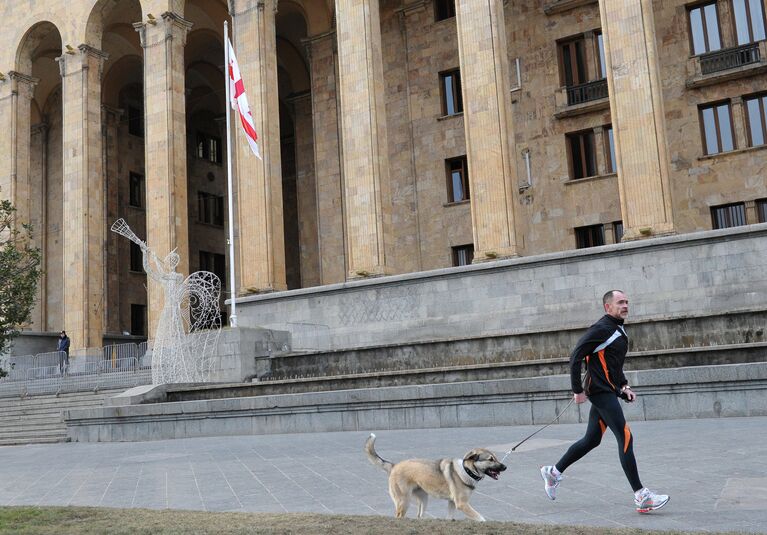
[486,469,501,480]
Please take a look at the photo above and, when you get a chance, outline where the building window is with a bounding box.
[575,224,605,248]
[196,132,223,164]
[198,191,225,226]
[130,304,147,336]
[688,2,722,55]
[199,251,227,286]
[439,69,463,116]
[127,105,144,137]
[596,31,607,79]
[757,198,767,222]
[605,125,617,173]
[711,202,747,228]
[129,172,144,208]
[452,244,474,266]
[699,101,735,154]
[567,130,597,179]
[613,220,624,243]
[446,156,470,203]
[434,0,455,21]
[733,0,767,45]
[129,242,144,273]
[558,36,588,86]
[745,93,767,146]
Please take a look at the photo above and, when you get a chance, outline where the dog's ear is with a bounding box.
[464,449,481,462]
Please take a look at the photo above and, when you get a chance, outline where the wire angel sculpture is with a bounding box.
[111,219,222,384]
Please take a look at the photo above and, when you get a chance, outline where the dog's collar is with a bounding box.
[454,459,482,488]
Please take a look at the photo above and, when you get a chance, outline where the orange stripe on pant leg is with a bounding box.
[599,419,606,435]
[623,424,631,453]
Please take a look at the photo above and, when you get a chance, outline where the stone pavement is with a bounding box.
[1,416,765,532]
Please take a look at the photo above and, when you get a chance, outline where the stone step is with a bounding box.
[0,435,66,447]
[0,389,126,445]
[166,342,767,402]
[268,340,767,384]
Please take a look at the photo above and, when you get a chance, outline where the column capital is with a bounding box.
[134,12,193,48]
[56,45,108,79]
[6,71,39,99]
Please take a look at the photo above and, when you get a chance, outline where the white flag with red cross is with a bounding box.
[227,38,261,159]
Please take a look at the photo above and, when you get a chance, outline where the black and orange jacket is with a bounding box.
[570,314,629,396]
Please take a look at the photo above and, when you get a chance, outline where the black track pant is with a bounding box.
[555,392,643,491]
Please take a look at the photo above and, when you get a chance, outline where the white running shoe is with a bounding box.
[634,488,669,513]
[540,466,563,500]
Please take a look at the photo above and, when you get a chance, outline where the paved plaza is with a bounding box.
[1,416,765,532]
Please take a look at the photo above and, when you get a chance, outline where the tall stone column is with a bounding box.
[230,0,286,293]
[304,31,345,285]
[59,45,108,349]
[135,13,191,336]
[335,0,393,278]
[288,91,320,288]
[455,0,518,260]
[0,72,37,225]
[599,0,675,240]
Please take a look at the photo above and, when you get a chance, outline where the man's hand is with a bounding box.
[621,386,637,403]
[573,392,587,404]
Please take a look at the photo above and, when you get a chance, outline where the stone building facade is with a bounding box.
[1,0,765,349]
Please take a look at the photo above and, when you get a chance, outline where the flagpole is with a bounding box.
[224,20,238,328]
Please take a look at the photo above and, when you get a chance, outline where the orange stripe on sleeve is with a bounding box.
[598,350,616,390]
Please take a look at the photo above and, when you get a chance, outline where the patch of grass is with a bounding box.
[0,507,745,535]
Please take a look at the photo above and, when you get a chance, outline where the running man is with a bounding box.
[540,290,669,513]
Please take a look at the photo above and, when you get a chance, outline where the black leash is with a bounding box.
[500,398,575,463]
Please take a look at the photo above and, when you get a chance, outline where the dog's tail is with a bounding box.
[364,433,394,474]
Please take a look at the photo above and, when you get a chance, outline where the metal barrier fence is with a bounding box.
[23,358,143,396]
[0,341,152,398]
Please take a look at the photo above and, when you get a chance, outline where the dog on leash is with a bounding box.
[364,433,506,521]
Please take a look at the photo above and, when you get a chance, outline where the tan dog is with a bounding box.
[364,433,506,521]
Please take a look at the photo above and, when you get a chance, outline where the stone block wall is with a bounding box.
[237,224,767,352]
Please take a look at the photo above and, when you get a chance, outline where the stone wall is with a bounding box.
[237,224,767,352]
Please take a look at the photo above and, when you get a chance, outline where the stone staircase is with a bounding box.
[0,389,125,446]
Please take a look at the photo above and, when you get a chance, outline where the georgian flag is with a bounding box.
[227,38,261,159]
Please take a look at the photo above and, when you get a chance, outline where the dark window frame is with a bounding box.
[452,244,474,266]
[604,124,617,174]
[445,156,470,203]
[129,241,144,273]
[130,304,147,336]
[744,93,767,147]
[129,172,144,209]
[731,0,767,45]
[199,250,227,287]
[595,31,607,80]
[566,129,598,179]
[613,220,624,243]
[434,0,456,21]
[757,198,767,222]
[196,131,223,164]
[127,104,144,138]
[197,191,225,227]
[688,1,723,55]
[711,202,747,228]
[439,68,463,116]
[557,35,589,87]
[575,224,606,249]
[699,100,736,155]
